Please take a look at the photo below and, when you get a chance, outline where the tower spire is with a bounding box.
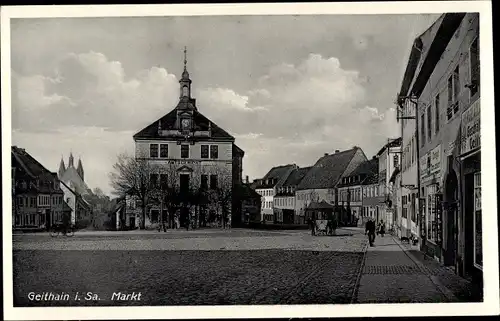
[68,151,74,168]
[184,46,187,72]
[58,155,66,178]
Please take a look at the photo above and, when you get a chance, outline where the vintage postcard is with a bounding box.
[1,1,498,320]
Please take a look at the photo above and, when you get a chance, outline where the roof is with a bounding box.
[255,164,296,189]
[133,108,234,141]
[375,137,402,157]
[410,13,466,97]
[297,148,359,190]
[12,146,63,194]
[338,158,379,187]
[60,166,92,196]
[233,144,245,157]
[306,201,335,210]
[282,167,311,187]
[12,146,53,178]
[62,200,72,212]
[235,183,261,200]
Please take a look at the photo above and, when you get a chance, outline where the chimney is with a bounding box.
[245,175,249,184]
[335,150,340,153]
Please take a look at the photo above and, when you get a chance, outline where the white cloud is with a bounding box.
[13,51,179,132]
[12,51,399,190]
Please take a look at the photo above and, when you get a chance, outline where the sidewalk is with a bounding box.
[354,234,460,303]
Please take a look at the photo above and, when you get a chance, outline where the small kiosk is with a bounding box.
[305,201,336,235]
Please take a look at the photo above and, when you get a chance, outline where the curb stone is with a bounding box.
[391,236,459,302]
[350,239,369,303]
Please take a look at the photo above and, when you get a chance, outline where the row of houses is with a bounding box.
[394,13,481,284]
[11,146,92,231]
[251,141,402,227]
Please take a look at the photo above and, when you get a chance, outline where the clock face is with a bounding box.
[181,118,190,129]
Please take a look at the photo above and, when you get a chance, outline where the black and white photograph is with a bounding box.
[1,1,498,319]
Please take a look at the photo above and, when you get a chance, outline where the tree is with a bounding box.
[206,167,233,228]
[109,153,156,230]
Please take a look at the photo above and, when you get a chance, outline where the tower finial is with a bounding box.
[184,46,187,71]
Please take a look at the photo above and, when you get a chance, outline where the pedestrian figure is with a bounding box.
[379,220,386,237]
[223,215,228,229]
[365,218,376,246]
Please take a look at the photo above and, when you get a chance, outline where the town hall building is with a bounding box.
[131,48,244,228]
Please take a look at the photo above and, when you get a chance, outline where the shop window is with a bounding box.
[474,172,482,269]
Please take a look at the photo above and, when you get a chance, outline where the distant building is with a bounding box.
[132,48,244,228]
[60,180,92,228]
[274,166,311,224]
[254,164,297,223]
[58,152,92,196]
[234,177,262,224]
[295,147,367,225]
[338,157,380,226]
[12,146,66,231]
[375,138,402,229]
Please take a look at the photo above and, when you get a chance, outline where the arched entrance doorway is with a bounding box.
[444,167,459,267]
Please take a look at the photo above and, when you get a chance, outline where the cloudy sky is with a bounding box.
[10,13,441,195]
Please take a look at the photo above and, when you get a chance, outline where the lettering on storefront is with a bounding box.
[460,99,480,155]
[420,145,441,182]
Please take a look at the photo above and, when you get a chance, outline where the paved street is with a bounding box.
[12,228,480,306]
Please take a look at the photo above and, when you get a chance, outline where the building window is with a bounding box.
[420,113,426,147]
[435,94,440,134]
[446,66,461,120]
[181,144,189,159]
[393,154,399,169]
[150,174,158,188]
[210,145,219,159]
[470,36,480,97]
[453,66,460,110]
[201,175,208,190]
[210,175,218,189]
[160,144,168,158]
[150,144,158,158]
[160,174,168,189]
[474,172,482,269]
[427,105,432,141]
[201,145,209,159]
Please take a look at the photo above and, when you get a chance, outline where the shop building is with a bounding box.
[397,13,480,280]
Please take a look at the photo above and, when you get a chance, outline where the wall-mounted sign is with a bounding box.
[420,145,441,182]
[460,99,480,156]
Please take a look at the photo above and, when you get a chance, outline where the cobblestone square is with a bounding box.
[13,229,366,306]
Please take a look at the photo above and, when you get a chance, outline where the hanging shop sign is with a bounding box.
[460,99,480,156]
[420,145,441,182]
